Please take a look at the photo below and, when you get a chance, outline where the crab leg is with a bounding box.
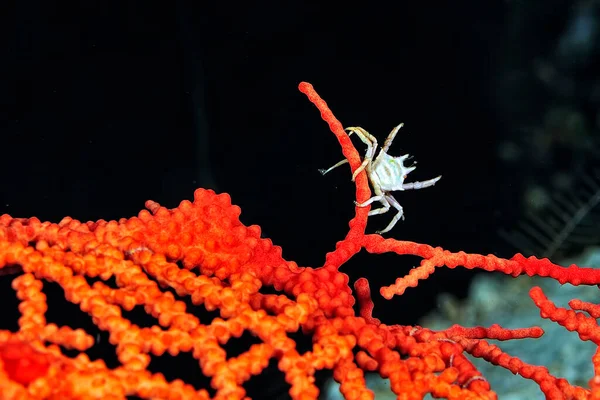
[377,194,405,234]
[402,176,442,190]
[318,159,349,175]
[345,127,378,181]
[380,123,404,154]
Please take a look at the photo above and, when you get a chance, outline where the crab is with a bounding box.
[319,123,441,234]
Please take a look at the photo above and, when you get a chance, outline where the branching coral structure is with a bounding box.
[0,82,599,399]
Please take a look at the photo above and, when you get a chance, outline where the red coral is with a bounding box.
[0,82,597,399]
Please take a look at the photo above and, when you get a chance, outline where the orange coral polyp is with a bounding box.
[0,340,51,386]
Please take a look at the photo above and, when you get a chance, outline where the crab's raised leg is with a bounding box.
[318,159,349,175]
[318,126,378,177]
[380,123,404,154]
[377,194,405,234]
[345,127,378,181]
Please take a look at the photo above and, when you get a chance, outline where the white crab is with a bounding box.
[319,123,441,234]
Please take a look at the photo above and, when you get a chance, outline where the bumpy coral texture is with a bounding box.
[0,82,599,399]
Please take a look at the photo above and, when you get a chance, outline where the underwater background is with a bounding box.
[2,1,600,398]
